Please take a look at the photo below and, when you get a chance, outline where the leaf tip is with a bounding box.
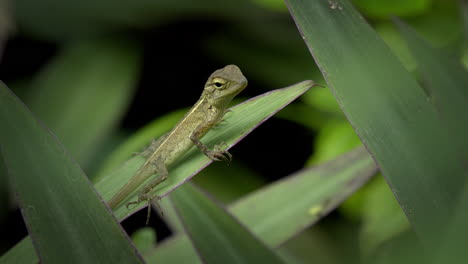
[304,80,322,89]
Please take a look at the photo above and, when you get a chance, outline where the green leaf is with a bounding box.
[230,147,376,246]
[131,227,157,255]
[405,2,461,49]
[307,120,362,165]
[0,82,143,263]
[395,19,468,151]
[95,80,315,220]
[359,176,410,255]
[251,0,287,12]
[435,181,468,263]
[170,183,285,264]
[462,0,468,51]
[192,162,264,204]
[368,230,426,264]
[146,147,377,263]
[462,0,468,68]
[395,18,468,261]
[302,86,343,114]
[0,237,36,264]
[24,38,140,169]
[375,22,417,72]
[145,236,195,263]
[285,0,467,249]
[0,147,8,224]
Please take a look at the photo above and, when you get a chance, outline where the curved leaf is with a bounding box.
[285,0,468,248]
[0,82,143,263]
[170,183,285,264]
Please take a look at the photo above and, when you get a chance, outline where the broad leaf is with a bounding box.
[0,82,143,263]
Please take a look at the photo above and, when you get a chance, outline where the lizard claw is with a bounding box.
[221,150,232,164]
[210,142,232,163]
[207,149,232,164]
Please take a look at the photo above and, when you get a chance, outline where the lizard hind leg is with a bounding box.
[131,157,169,225]
[125,158,167,208]
[141,172,168,225]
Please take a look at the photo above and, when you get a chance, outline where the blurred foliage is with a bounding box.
[354,0,433,19]
[131,227,157,255]
[1,0,467,263]
[23,38,141,169]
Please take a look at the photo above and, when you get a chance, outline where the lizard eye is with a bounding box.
[212,78,227,89]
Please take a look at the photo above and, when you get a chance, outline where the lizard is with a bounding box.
[107,65,248,222]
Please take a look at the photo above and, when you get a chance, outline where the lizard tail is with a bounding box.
[107,165,154,209]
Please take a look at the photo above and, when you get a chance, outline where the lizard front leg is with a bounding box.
[190,123,232,163]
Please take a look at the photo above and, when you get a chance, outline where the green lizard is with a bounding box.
[108,65,248,218]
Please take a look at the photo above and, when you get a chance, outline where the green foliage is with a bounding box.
[1,0,466,263]
[169,183,286,264]
[24,38,141,169]
[353,0,433,19]
[286,0,468,261]
[0,82,144,263]
[146,147,376,263]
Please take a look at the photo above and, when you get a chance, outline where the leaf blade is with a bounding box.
[0,82,143,263]
[170,183,286,264]
[284,0,467,247]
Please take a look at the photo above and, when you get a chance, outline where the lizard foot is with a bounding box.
[125,194,163,226]
[145,195,163,225]
[204,142,231,163]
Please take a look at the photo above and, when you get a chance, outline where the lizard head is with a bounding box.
[203,65,248,106]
